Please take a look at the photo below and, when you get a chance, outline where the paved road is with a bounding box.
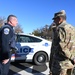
[8,62,50,75]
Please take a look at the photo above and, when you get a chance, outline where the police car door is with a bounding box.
[15,34,40,60]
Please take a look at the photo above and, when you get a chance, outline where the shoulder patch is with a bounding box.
[4,28,10,35]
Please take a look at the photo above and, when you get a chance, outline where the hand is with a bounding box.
[73,58,75,64]
[51,23,57,31]
[2,59,9,64]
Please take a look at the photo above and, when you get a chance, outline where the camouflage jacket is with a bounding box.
[52,21,75,60]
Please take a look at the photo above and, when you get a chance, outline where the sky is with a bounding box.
[0,0,75,34]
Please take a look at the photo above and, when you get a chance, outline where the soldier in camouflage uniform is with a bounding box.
[49,10,75,75]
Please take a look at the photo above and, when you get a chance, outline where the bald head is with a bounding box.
[7,15,18,27]
[7,15,17,22]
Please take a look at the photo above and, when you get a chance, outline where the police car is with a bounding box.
[11,33,52,65]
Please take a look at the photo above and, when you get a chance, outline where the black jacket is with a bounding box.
[0,23,15,60]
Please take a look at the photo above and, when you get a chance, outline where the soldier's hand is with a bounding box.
[2,59,9,64]
[51,22,57,31]
[73,58,75,64]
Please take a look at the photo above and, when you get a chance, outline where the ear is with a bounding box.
[8,20,12,25]
[59,17,63,23]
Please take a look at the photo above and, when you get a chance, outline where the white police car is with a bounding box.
[11,33,52,65]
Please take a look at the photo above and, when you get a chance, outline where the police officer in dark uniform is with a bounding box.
[0,15,18,75]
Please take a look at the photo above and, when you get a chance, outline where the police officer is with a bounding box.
[49,10,75,75]
[0,15,18,75]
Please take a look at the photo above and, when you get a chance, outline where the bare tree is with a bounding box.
[14,24,23,33]
[0,17,6,27]
[42,25,49,39]
[32,24,52,40]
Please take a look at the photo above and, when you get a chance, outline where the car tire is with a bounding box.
[33,52,47,66]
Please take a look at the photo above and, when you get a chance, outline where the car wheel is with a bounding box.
[33,52,47,66]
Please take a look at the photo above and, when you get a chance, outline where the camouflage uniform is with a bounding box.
[50,21,75,75]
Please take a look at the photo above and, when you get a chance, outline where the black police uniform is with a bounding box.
[0,23,15,75]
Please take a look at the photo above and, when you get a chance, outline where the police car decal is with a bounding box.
[15,47,34,58]
[4,28,10,35]
[11,54,15,60]
[16,46,34,55]
[42,43,50,47]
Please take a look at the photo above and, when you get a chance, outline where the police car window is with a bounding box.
[28,36,42,42]
[17,35,42,43]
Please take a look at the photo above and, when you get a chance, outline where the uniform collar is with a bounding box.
[58,21,67,27]
[5,23,13,28]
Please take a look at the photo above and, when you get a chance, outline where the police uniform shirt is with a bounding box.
[1,24,14,60]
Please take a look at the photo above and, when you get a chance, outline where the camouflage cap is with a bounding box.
[52,10,66,20]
